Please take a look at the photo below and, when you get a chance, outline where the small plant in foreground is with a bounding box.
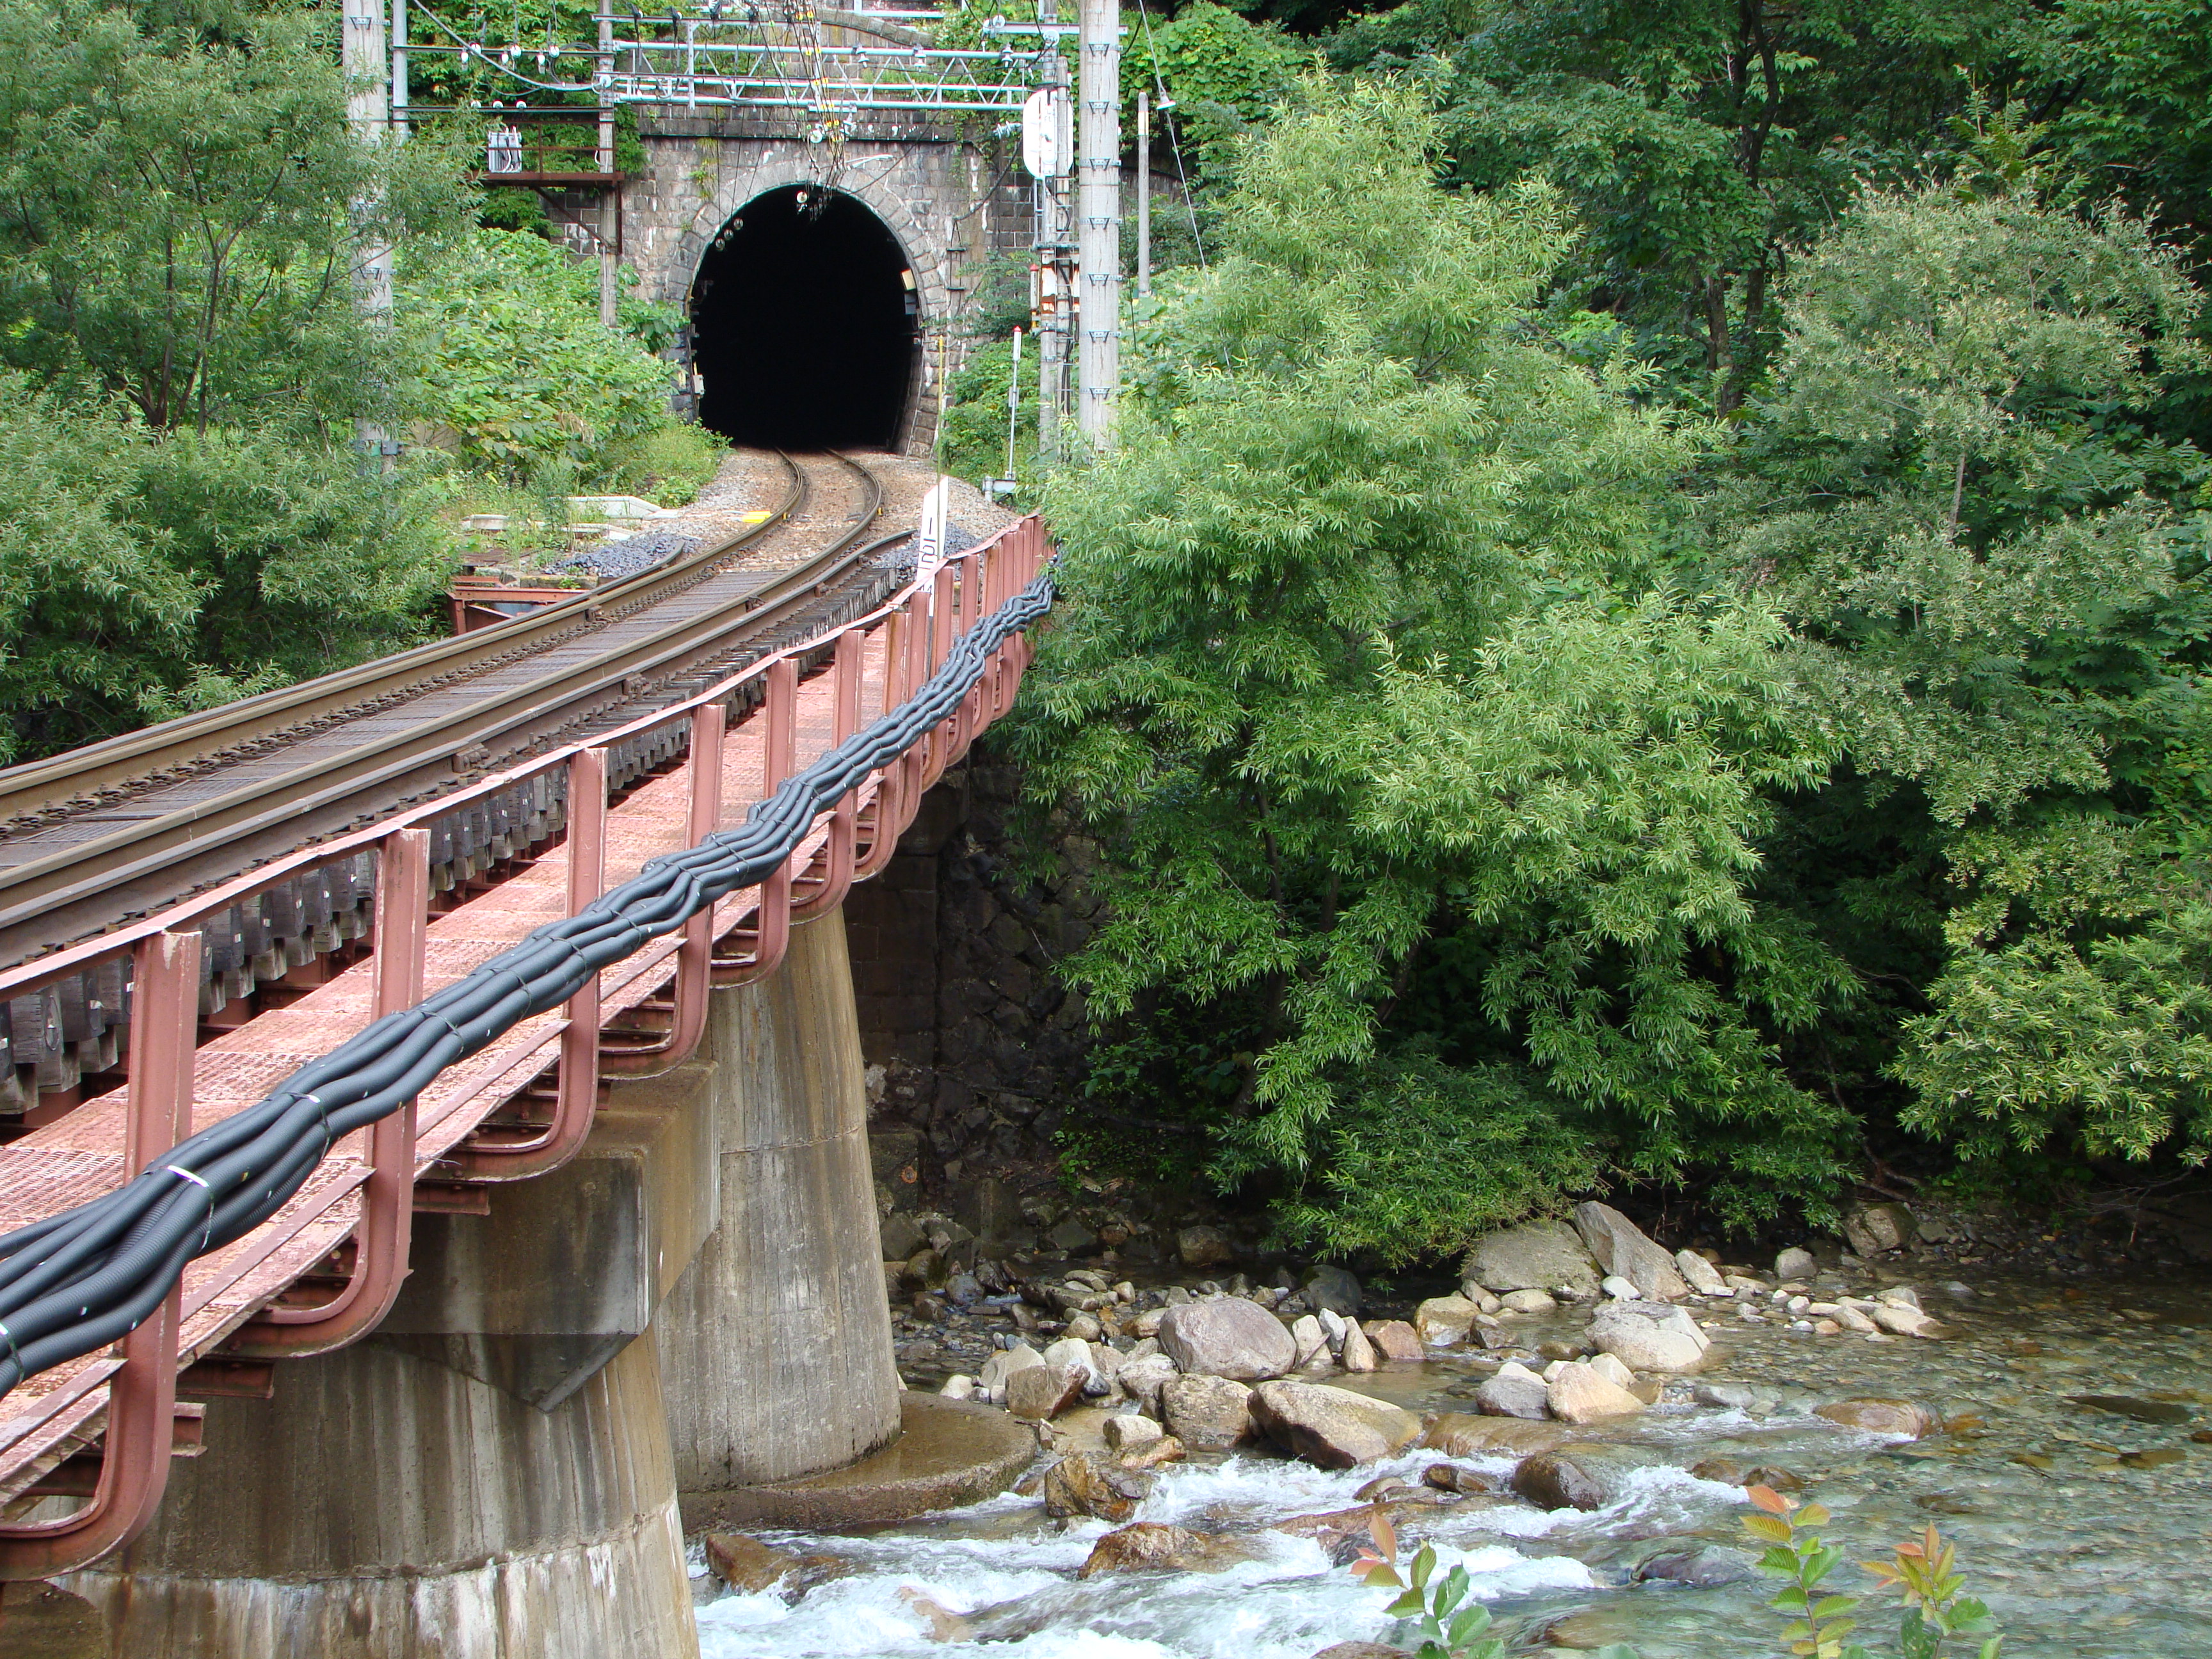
[1345,1489,2001,1659]
[1348,1512,1635,1659]
[1744,1484,2001,1659]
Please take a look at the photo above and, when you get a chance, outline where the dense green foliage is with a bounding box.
[0,0,712,761]
[1020,82,1853,1248]
[1324,0,2212,424]
[1018,68,2212,1254]
[402,227,700,485]
[0,0,474,759]
[1121,0,1302,169]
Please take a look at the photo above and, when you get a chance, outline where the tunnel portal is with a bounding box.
[691,186,918,451]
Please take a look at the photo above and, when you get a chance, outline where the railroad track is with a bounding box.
[0,450,899,975]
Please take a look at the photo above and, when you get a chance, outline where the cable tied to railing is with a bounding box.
[0,564,1057,1401]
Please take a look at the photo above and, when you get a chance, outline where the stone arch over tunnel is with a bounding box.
[690,185,918,451]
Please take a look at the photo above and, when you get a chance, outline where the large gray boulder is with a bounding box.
[1587,1300,1710,1373]
[1474,1361,1550,1420]
[1304,1264,1364,1314]
[1007,1363,1086,1422]
[1247,1381,1423,1469]
[1158,1297,1297,1381]
[1843,1202,1917,1256]
[1571,1202,1690,1301]
[1460,1220,1602,1299]
[1162,1374,1256,1450]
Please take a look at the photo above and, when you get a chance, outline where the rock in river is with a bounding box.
[1304,1265,1364,1315]
[1363,1320,1423,1362]
[1177,1225,1235,1268]
[1573,1201,1691,1301]
[1163,1374,1256,1451]
[1843,1201,1918,1257]
[1420,1413,1565,1457]
[1588,1300,1710,1373]
[1815,1398,1940,1438]
[1415,1295,1480,1345]
[1078,1521,1256,1578]
[1007,1363,1086,1422]
[1249,1381,1423,1468]
[1546,1362,1646,1424]
[1043,1451,1154,1521]
[1338,1320,1378,1373]
[1634,1541,1756,1587]
[1475,1361,1550,1420]
[1461,1219,1602,1299]
[1511,1445,1651,1512]
[1158,1297,1297,1381]
[1674,1250,1727,1295]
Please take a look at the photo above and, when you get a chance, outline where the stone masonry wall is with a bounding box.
[842,757,1103,1207]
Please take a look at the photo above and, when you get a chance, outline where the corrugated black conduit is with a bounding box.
[0,568,1056,1400]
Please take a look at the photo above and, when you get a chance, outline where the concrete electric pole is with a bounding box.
[1076,0,1120,449]
[1030,0,1072,465]
[342,0,392,461]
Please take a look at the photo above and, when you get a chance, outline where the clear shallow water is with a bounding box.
[693,1268,2212,1658]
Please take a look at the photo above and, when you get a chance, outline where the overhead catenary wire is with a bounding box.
[0,567,1057,1401]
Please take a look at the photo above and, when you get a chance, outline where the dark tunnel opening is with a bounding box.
[691,186,918,451]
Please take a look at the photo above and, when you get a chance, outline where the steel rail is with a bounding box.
[0,565,1057,1402]
[0,452,888,967]
[0,456,813,826]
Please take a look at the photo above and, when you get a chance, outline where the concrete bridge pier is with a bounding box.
[46,907,954,1654]
[655,908,903,1518]
[59,1334,694,1658]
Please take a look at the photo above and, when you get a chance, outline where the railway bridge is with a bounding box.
[0,455,1056,1656]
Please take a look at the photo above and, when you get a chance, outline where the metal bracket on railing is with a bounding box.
[226,831,430,1358]
[851,609,910,883]
[709,659,797,988]
[790,630,865,922]
[0,931,200,1575]
[443,747,608,1180]
[602,703,725,1076]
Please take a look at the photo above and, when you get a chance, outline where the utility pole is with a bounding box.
[390,0,409,141]
[1135,90,1151,300]
[598,8,620,327]
[342,0,392,461]
[1076,0,1119,449]
[1034,0,1071,465]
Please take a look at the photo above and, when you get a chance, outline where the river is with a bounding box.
[687,1266,2212,1658]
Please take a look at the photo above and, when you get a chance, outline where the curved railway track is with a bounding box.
[0,449,901,972]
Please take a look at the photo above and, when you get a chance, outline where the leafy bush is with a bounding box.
[938,336,1035,491]
[0,374,447,760]
[401,227,685,483]
[1347,1490,2004,1659]
[1742,1486,2003,1659]
[1016,78,1850,1246]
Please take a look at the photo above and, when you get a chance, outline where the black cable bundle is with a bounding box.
[0,568,1055,1400]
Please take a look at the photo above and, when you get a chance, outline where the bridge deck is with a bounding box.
[0,621,898,1504]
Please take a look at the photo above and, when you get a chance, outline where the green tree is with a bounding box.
[1715,184,2212,1176]
[1327,0,2045,411]
[0,0,466,432]
[1017,79,1850,1253]
[401,226,685,481]
[0,0,470,760]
